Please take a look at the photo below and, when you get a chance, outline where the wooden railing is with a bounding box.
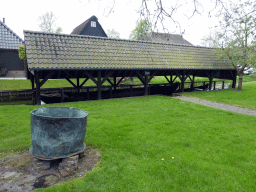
[0,80,233,103]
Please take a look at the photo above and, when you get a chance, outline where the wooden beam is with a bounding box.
[114,76,117,90]
[136,71,145,85]
[232,70,237,88]
[79,78,90,88]
[65,78,77,88]
[77,78,80,93]
[145,75,149,95]
[63,70,73,79]
[30,74,34,91]
[116,77,125,86]
[164,76,170,83]
[100,71,114,85]
[148,71,157,83]
[107,78,114,86]
[34,70,41,105]
[171,76,178,83]
[83,71,98,85]
[181,71,185,92]
[39,71,54,88]
[97,71,101,100]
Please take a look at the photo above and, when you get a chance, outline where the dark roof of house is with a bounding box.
[0,19,24,49]
[138,32,193,46]
[71,15,107,37]
[24,30,234,70]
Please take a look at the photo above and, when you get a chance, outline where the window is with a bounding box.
[91,21,96,27]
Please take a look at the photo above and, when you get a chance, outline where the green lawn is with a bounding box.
[1,96,256,191]
[183,81,256,109]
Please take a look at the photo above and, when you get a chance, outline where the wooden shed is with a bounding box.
[23,30,237,105]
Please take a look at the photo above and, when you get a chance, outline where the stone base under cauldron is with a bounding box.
[33,151,86,177]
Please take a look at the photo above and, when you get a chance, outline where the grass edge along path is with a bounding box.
[182,81,256,110]
[1,96,256,191]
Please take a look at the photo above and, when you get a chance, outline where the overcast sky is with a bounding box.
[1,0,225,46]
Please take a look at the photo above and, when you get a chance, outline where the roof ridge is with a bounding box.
[23,30,214,49]
[0,20,24,42]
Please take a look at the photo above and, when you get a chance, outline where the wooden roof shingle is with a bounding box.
[24,30,234,70]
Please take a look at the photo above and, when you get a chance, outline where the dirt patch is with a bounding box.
[0,147,100,191]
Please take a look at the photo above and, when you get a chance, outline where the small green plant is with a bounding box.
[18,45,26,60]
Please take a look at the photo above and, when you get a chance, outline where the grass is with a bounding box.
[183,81,256,109]
[1,96,256,191]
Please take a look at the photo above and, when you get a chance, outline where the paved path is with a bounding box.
[174,96,256,117]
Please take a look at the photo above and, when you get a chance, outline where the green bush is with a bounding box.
[18,45,26,60]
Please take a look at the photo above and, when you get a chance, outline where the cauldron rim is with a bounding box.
[31,106,88,119]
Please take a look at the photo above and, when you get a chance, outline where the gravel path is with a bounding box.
[174,96,256,117]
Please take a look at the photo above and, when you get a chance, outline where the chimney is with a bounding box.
[3,18,5,23]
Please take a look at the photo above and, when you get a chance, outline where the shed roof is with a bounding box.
[24,30,234,70]
[0,19,24,50]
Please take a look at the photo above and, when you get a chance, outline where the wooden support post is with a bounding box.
[114,76,117,91]
[130,85,133,96]
[34,70,41,105]
[109,86,112,98]
[30,74,34,91]
[232,70,237,88]
[30,74,35,104]
[181,71,185,92]
[222,81,225,89]
[61,88,64,102]
[208,71,213,91]
[145,74,148,96]
[87,88,89,100]
[213,81,216,90]
[97,71,101,100]
[77,78,80,93]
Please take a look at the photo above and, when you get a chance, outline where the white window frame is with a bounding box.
[91,21,96,27]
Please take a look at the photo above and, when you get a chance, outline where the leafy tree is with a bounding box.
[212,1,256,91]
[129,19,151,40]
[38,11,62,33]
[106,29,120,38]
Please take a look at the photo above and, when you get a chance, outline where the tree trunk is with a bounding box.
[238,74,243,91]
